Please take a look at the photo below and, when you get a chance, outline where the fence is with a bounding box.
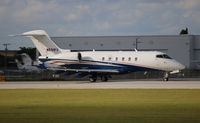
[1,69,200,81]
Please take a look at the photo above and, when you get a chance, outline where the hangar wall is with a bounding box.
[52,35,200,69]
[193,35,200,69]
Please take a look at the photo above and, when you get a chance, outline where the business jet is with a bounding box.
[15,53,41,72]
[18,30,185,82]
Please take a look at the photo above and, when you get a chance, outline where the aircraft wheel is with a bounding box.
[89,76,97,82]
[101,76,108,82]
[163,72,169,81]
[163,77,169,81]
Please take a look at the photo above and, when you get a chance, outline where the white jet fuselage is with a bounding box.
[39,50,185,74]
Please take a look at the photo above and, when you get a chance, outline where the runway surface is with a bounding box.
[0,80,200,89]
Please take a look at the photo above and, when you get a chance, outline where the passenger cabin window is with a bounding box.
[109,57,112,61]
[115,57,118,61]
[135,57,138,61]
[122,57,125,61]
[102,57,105,61]
[156,54,172,59]
[128,57,131,61]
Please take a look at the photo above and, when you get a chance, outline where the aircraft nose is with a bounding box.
[177,62,185,70]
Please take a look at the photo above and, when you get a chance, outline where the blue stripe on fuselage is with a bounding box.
[39,58,159,73]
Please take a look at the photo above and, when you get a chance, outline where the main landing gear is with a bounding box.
[89,76,97,82]
[89,75,108,82]
[101,76,108,82]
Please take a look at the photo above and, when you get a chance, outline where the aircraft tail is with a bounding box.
[21,30,66,56]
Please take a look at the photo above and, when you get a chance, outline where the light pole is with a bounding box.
[3,43,10,72]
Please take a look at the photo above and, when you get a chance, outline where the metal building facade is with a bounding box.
[52,35,200,69]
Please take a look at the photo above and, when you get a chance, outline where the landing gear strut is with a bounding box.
[163,72,169,81]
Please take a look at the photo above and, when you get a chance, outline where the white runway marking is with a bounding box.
[0,80,200,89]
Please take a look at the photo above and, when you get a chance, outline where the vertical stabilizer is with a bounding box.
[22,30,63,56]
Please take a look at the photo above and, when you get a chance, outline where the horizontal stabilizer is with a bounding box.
[22,30,48,36]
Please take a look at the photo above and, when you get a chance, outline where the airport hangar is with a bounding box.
[51,34,200,69]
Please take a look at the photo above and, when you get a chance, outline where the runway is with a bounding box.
[0,80,200,89]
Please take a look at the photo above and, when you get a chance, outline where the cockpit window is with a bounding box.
[163,54,172,59]
[156,55,163,58]
[156,54,172,59]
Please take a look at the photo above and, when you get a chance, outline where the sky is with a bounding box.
[0,0,200,50]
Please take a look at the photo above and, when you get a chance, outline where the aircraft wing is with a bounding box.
[47,67,119,73]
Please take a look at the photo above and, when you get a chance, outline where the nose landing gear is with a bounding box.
[163,72,169,81]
